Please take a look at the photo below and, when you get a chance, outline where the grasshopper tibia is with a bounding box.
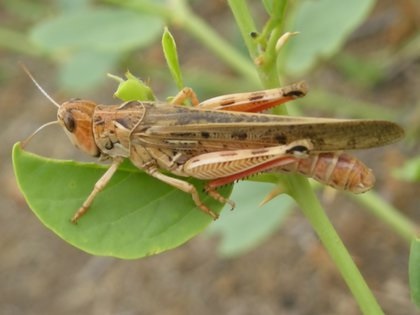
[197,81,308,112]
[71,157,124,223]
[194,140,312,190]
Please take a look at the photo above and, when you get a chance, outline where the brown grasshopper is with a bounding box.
[21,68,404,223]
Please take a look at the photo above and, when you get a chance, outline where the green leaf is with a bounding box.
[13,143,231,259]
[109,71,155,102]
[30,7,163,53]
[3,0,47,21]
[0,27,41,56]
[29,7,163,91]
[56,0,90,12]
[207,181,294,257]
[409,238,420,307]
[333,53,384,87]
[162,27,184,90]
[59,50,120,92]
[284,0,375,75]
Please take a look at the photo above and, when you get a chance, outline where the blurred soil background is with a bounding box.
[0,1,419,314]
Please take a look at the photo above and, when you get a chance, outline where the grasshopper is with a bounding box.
[21,68,404,223]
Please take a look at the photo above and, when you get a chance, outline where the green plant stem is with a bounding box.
[226,0,259,60]
[227,0,286,88]
[287,175,385,315]
[351,192,419,242]
[104,0,259,84]
[229,1,385,314]
[175,2,259,83]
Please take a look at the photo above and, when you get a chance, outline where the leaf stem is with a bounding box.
[229,1,385,314]
[287,176,385,315]
[351,191,419,242]
[226,0,259,60]
[176,3,259,83]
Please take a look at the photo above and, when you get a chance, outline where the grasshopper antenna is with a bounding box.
[19,63,61,148]
[19,62,60,108]
[21,120,60,148]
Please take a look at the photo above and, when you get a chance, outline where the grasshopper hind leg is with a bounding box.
[144,165,221,220]
[204,187,236,210]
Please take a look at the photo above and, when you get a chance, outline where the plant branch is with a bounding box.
[104,0,259,84]
[352,191,419,242]
[287,175,385,315]
[228,1,385,314]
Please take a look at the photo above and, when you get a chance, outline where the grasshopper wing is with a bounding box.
[135,104,404,152]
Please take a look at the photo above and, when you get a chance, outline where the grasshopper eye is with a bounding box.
[286,144,310,157]
[63,112,76,132]
[289,145,309,153]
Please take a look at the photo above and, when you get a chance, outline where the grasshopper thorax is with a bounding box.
[58,99,100,157]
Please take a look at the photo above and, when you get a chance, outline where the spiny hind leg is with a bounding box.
[197,82,308,112]
[145,166,220,219]
[204,186,236,210]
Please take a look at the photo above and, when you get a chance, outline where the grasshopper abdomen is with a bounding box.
[277,152,375,193]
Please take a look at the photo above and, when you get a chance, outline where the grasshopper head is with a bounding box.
[58,99,100,157]
[21,64,100,157]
